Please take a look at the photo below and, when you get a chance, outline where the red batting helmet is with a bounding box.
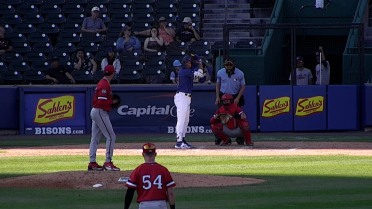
[221,94,233,105]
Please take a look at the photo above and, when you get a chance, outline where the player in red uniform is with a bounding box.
[210,94,253,146]
[124,143,176,209]
[88,65,120,171]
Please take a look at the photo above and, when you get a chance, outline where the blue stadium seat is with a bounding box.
[72,70,94,84]
[0,14,22,25]
[1,0,22,5]
[48,51,71,65]
[27,32,50,44]
[0,62,9,72]
[23,70,48,84]
[30,61,50,72]
[37,23,60,35]
[44,0,66,5]
[1,52,24,63]
[66,13,85,24]
[13,23,37,34]
[54,42,77,54]
[0,70,24,85]
[62,3,85,14]
[108,3,131,14]
[24,51,48,63]
[60,23,82,34]
[9,61,31,73]
[12,42,32,54]
[32,42,54,54]
[22,0,44,5]
[57,32,81,43]
[17,4,39,15]
[0,5,16,15]
[6,33,27,44]
[40,4,62,15]
[22,13,45,25]
[44,13,67,25]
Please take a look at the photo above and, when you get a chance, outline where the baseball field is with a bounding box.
[0,132,372,209]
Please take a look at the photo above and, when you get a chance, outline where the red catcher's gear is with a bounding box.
[210,103,252,145]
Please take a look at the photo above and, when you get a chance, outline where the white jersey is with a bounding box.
[289,67,313,85]
[315,61,330,85]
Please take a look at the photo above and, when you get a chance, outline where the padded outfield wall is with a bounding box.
[0,85,371,135]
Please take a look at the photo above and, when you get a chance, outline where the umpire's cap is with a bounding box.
[142,143,156,153]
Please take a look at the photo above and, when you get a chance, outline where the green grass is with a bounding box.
[1,154,372,209]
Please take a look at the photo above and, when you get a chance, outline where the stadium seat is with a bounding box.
[71,70,94,84]
[36,23,60,35]
[27,32,50,44]
[44,0,66,5]
[0,62,9,72]
[12,42,32,54]
[23,70,48,84]
[1,0,22,5]
[22,13,45,25]
[32,42,54,54]
[0,14,22,25]
[16,4,39,15]
[118,67,143,84]
[132,13,155,23]
[0,70,24,85]
[156,0,178,14]
[108,3,131,14]
[110,13,132,24]
[65,0,88,4]
[3,24,13,34]
[22,0,44,5]
[77,41,99,54]
[13,23,37,34]
[1,52,24,63]
[110,0,132,3]
[54,42,77,54]
[62,4,85,14]
[66,13,85,24]
[0,5,16,15]
[44,13,67,25]
[93,69,104,83]
[24,51,48,63]
[40,4,62,15]
[131,3,155,14]
[9,61,31,73]
[6,33,27,44]
[57,32,81,43]
[30,61,50,72]
[81,33,105,44]
[60,23,82,34]
[189,40,213,60]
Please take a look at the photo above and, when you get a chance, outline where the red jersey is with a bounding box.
[92,78,113,112]
[214,103,243,129]
[126,162,176,203]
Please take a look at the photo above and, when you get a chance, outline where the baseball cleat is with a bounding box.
[88,162,104,171]
[175,141,192,149]
[220,139,232,146]
[103,161,120,171]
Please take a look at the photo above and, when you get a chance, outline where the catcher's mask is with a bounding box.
[221,94,233,106]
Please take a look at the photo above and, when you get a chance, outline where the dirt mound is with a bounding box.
[0,171,264,190]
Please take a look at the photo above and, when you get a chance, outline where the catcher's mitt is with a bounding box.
[111,93,121,109]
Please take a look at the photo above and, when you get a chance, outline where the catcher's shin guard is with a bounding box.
[239,121,252,145]
[211,123,230,144]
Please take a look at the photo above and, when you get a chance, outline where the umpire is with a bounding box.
[215,58,246,107]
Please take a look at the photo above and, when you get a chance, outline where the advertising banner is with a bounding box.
[109,90,217,134]
[259,85,293,132]
[21,87,89,135]
[293,85,327,131]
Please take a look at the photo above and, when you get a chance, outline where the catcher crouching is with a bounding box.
[210,94,253,146]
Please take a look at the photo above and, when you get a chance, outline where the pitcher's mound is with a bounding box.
[0,171,265,189]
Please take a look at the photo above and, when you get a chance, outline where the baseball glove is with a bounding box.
[111,93,121,109]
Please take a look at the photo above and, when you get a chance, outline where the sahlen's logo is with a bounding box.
[262,97,290,118]
[34,95,75,124]
[295,96,324,116]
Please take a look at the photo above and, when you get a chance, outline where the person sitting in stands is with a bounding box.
[115,26,142,55]
[45,57,76,84]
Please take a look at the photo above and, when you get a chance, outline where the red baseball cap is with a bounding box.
[104,65,115,75]
[142,143,156,153]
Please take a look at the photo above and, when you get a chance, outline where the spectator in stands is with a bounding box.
[0,25,12,56]
[134,17,176,47]
[143,27,164,54]
[73,48,98,74]
[45,57,76,84]
[115,26,142,55]
[289,56,313,85]
[170,59,181,84]
[315,46,330,85]
[81,6,107,35]
[175,17,200,44]
[101,47,121,75]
